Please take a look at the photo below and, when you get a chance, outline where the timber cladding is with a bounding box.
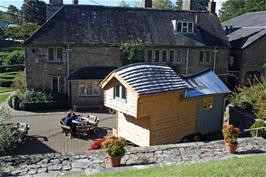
[137,91,198,145]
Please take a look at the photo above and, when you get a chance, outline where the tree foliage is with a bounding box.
[153,0,174,9]
[21,0,46,25]
[4,23,39,41]
[219,0,266,22]
[120,40,145,65]
[119,1,130,7]
[176,0,209,10]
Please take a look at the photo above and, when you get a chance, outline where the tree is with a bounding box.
[119,1,130,7]
[6,5,19,23]
[176,0,209,10]
[4,23,40,41]
[219,0,266,22]
[21,0,46,25]
[153,0,174,9]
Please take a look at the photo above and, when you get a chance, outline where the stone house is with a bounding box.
[222,11,266,88]
[24,0,230,108]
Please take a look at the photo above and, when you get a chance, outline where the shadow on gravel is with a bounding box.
[236,149,266,155]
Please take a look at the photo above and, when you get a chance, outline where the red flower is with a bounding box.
[90,139,105,150]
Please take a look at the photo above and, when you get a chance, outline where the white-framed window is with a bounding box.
[145,49,153,62]
[176,21,194,33]
[114,83,126,100]
[48,47,63,62]
[161,50,168,63]
[51,76,65,93]
[200,50,212,64]
[154,49,160,62]
[79,81,101,96]
[169,50,175,63]
[176,49,183,63]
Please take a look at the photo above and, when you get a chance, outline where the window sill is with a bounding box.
[114,98,126,103]
[199,63,212,66]
[79,95,101,97]
[47,61,64,64]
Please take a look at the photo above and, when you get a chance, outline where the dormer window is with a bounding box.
[176,21,194,33]
[114,83,126,101]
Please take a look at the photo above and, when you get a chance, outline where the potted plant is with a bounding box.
[102,135,127,167]
[222,124,240,154]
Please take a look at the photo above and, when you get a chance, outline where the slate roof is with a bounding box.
[183,69,230,98]
[222,11,266,49]
[24,5,229,47]
[68,66,116,80]
[113,63,188,95]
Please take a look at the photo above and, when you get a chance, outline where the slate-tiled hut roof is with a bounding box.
[222,11,266,49]
[68,66,116,80]
[112,63,188,95]
[24,5,229,47]
[183,69,230,98]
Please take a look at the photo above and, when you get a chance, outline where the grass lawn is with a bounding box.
[0,87,15,93]
[0,94,10,104]
[83,155,266,177]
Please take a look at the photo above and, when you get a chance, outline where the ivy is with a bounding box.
[120,40,145,65]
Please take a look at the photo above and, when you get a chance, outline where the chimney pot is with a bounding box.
[73,0,78,5]
[208,0,216,14]
[143,0,152,8]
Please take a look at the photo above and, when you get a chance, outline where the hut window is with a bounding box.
[114,83,126,100]
[79,81,101,96]
[203,97,213,110]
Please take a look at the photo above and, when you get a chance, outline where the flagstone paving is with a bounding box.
[1,137,266,177]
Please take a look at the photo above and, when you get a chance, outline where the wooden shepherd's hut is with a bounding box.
[101,63,230,146]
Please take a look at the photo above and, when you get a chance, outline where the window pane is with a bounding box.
[121,85,126,99]
[57,48,63,62]
[176,50,182,63]
[59,77,65,93]
[162,50,167,62]
[146,50,153,62]
[52,77,58,92]
[169,50,175,62]
[48,48,54,61]
[92,81,100,96]
[177,22,182,32]
[115,84,120,98]
[155,50,160,62]
[200,51,204,63]
[182,22,188,33]
[206,51,211,63]
[188,23,193,32]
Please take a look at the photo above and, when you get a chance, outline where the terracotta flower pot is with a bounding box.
[108,156,122,167]
[225,142,238,154]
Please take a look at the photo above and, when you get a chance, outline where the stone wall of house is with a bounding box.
[25,46,122,91]
[239,36,266,85]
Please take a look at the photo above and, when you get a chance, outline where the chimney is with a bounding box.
[208,0,216,14]
[73,0,79,5]
[47,0,63,19]
[143,0,152,8]
[182,0,198,10]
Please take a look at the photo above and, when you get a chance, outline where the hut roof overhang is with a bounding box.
[183,69,231,98]
[101,63,188,96]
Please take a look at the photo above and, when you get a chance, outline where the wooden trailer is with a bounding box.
[101,63,230,146]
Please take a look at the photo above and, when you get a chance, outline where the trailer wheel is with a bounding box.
[181,137,190,143]
[192,134,202,142]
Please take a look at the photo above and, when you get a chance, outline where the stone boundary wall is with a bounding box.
[1,137,266,177]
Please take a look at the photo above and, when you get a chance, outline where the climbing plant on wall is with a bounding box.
[120,40,145,65]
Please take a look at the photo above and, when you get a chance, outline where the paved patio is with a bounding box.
[3,109,116,155]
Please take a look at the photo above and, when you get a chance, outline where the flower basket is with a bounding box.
[102,135,127,167]
[222,124,240,154]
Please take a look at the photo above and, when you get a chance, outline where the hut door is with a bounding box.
[197,96,224,134]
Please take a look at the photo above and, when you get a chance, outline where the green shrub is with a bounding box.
[250,120,266,138]
[102,135,127,157]
[0,124,25,155]
[12,72,26,92]
[228,82,266,119]
[19,100,68,111]
[1,50,25,65]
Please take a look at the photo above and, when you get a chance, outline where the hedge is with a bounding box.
[0,80,13,87]
[19,101,68,111]
[0,64,24,73]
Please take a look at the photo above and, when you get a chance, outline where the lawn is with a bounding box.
[83,155,266,177]
[0,87,15,93]
[0,71,23,88]
[0,94,10,104]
